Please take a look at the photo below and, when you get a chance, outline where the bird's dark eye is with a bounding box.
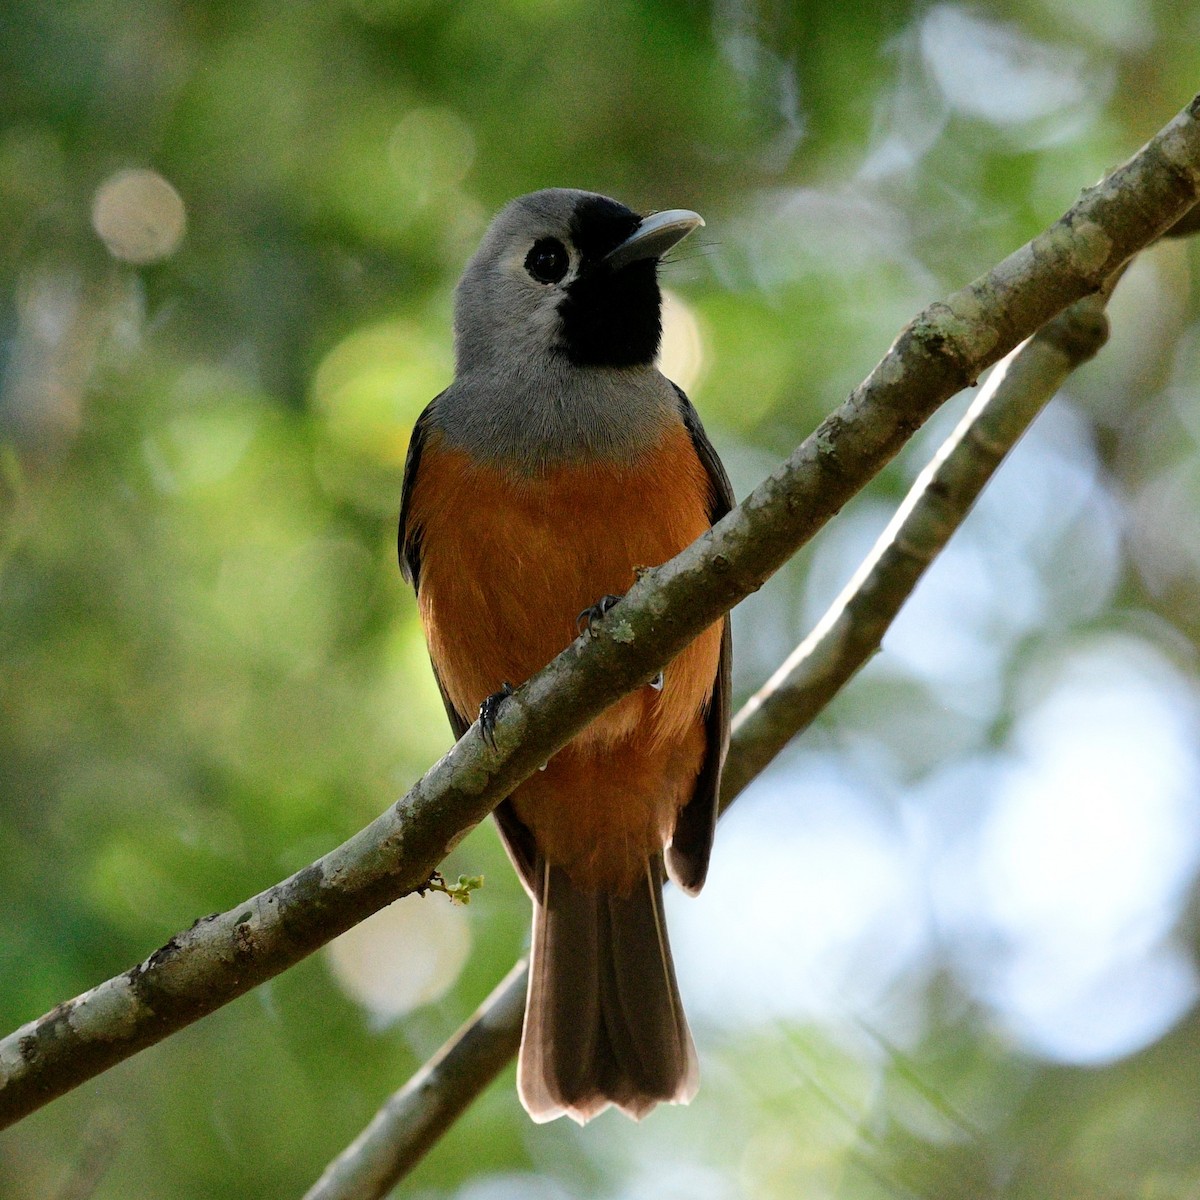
[525,238,569,285]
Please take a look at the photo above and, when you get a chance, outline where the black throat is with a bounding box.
[556,196,663,369]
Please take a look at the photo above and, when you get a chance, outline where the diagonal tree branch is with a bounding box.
[1,93,1197,1133]
[300,285,1117,1200]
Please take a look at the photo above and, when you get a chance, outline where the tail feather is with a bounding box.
[518,855,697,1125]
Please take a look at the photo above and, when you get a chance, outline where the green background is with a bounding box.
[3,1,1200,1196]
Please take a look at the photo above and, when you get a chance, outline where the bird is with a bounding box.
[398,188,732,1124]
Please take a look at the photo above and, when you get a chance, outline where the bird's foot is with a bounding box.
[577,593,622,635]
[479,682,514,751]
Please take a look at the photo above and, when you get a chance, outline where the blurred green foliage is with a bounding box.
[2,1,1200,1198]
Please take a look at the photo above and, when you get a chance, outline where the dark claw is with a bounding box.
[577,593,622,635]
[479,682,514,751]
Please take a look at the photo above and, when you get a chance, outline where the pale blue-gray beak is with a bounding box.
[602,209,704,271]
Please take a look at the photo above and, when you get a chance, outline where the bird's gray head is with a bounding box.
[453,188,703,377]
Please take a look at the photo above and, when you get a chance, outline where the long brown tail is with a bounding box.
[517,854,698,1124]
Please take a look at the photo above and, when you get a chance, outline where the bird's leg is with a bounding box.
[576,593,664,690]
[479,682,514,751]
[576,593,622,634]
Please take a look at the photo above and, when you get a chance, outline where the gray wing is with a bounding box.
[665,383,734,896]
[398,392,540,893]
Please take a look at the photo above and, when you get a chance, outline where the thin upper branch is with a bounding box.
[304,962,527,1200]
[300,288,1116,1200]
[723,284,1119,798]
[1,92,1196,1132]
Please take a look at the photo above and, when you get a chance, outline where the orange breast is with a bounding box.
[408,421,723,891]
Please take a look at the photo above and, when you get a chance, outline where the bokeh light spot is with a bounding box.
[326,893,471,1020]
[312,319,451,462]
[91,168,186,264]
[659,289,707,395]
[972,636,1200,1062]
[673,759,926,1024]
[919,6,1091,126]
[388,107,475,204]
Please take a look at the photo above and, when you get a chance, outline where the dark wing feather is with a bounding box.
[398,392,468,739]
[432,646,539,893]
[433,664,538,893]
[397,395,443,589]
[666,383,734,895]
[493,800,539,897]
[430,665,469,741]
[398,391,540,894]
[674,383,735,523]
